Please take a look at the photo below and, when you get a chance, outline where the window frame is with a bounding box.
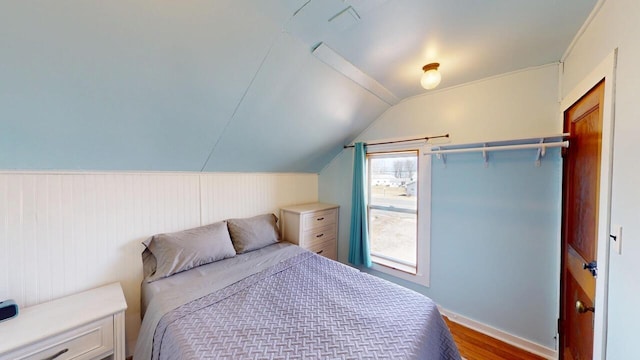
[365,142,431,287]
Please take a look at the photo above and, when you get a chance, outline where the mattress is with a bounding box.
[135,242,460,360]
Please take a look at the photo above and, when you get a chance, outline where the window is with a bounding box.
[366,144,430,286]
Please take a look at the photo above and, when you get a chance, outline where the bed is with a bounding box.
[134,215,461,360]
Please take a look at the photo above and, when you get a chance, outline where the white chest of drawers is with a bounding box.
[280,203,339,260]
[0,283,127,360]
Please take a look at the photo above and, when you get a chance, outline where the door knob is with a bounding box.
[576,300,595,314]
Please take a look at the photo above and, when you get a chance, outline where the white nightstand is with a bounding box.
[0,283,127,360]
[281,202,339,260]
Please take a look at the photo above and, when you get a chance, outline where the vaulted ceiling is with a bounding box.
[0,0,597,172]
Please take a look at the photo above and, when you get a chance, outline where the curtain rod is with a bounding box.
[343,134,449,149]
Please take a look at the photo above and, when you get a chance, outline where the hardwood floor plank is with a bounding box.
[443,316,546,360]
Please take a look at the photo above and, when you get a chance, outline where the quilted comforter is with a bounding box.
[138,249,460,360]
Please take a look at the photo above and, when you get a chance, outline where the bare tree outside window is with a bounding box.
[404,159,416,180]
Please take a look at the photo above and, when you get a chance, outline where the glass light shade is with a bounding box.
[421,68,441,90]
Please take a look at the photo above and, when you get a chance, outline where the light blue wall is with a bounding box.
[0,1,388,172]
[320,148,561,348]
[0,1,278,171]
[319,65,562,349]
[429,150,560,347]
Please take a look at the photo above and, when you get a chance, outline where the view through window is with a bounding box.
[367,150,418,274]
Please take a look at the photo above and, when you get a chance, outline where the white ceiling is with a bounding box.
[275,0,598,99]
[0,0,598,172]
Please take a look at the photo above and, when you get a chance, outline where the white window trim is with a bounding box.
[366,142,431,287]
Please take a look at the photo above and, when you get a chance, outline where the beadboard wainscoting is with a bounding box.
[0,171,318,352]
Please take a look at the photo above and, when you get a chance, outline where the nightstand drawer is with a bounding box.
[10,317,113,360]
[302,209,337,231]
[0,283,126,360]
[301,224,336,247]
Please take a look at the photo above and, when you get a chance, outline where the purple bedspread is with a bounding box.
[151,252,461,360]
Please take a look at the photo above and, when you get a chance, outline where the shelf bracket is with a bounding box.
[436,152,447,168]
[535,139,546,167]
[482,144,489,168]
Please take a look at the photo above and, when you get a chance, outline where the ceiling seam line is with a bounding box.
[199,32,283,172]
[200,6,306,172]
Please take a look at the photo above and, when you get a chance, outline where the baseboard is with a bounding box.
[438,306,558,360]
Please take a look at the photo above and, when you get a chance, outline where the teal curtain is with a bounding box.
[348,142,372,267]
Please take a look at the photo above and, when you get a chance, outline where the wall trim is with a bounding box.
[438,307,557,360]
[561,0,608,62]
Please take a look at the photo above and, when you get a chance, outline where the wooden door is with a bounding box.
[560,80,604,360]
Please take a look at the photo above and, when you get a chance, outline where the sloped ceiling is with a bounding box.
[0,0,597,172]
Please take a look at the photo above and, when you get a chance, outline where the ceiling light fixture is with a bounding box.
[421,62,441,90]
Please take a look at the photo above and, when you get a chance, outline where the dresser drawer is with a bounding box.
[319,245,337,260]
[301,224,336,247]
[280,203,339,261]
[307,238,337,260]
[9,317,113,360]
[301,209,337,231]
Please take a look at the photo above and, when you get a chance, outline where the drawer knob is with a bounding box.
[316,217,325,221]
[317,250,324,254]
[41,348,69,360]
[316,233,324,238]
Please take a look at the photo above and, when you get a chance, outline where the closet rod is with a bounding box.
[424,140,569,155]
[344,134,449,149]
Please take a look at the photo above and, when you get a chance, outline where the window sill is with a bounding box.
[369,258,430,287]
[371,255,416,275]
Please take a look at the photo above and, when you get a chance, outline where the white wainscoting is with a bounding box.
[0,171,317,351]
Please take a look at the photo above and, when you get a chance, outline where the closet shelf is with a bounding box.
[424,133,570,167]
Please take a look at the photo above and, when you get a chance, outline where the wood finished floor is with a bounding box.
[443,316,546,360]
[128,317,544,360]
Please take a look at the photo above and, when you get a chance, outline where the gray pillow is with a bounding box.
[142,246,157,279]
[227,213,280,254]
[143,221,236,283]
